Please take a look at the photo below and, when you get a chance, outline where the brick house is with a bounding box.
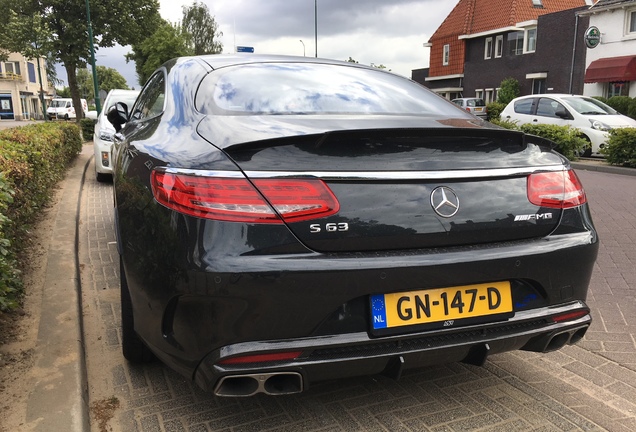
[414,0,595,101]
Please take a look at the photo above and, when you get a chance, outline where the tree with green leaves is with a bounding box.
[77,66,129,98]
[126,20,193,86]
[0,0,161,121]
[182,2,223,55]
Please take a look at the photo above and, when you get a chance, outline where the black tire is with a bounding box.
[120,257,155,363]
[64,114,69,120]
[579,136,592,158]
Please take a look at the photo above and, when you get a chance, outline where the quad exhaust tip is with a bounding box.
[214,372,303,397]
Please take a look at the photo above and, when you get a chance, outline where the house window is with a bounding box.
[475,89,484,100]
[2,62,21,76]
[495,35,503,58]
[484,38,493,59]
[608,82,629,97]
[524,28,537,53]
[532,0,543,7]
[27,62,36,83]
[443,44,450,65]
[507,31,524,56]
[628,10,636,33]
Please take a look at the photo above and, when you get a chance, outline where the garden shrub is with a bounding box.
[602,128,636,168]
[606,96,631,116]
[486,102,506,122]
[496,77,520,106]
[80,118,96,141]
[0,122,82,310]
[488,120,586,160]
[628,98,636,121]
[519,124,587,161]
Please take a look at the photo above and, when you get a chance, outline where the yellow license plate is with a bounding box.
[371,281,512,330]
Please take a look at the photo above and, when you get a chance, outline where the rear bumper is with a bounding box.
[122,223,598,394]
[193,301,590,395]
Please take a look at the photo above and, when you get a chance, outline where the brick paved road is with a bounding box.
[79,164,636,432]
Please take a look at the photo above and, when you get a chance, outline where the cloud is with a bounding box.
[55,0,457,89]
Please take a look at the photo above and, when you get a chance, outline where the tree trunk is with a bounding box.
[64,62,84,123]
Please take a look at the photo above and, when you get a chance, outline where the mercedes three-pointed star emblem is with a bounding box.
[430,186,460,218]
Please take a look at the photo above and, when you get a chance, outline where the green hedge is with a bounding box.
[602,128,636,168]
[489,119,587,160]
[0,122,82,310]
[486,102,506,122]
[80,118,96,141]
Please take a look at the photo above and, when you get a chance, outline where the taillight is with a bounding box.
[151,171,339,223]
[527,171,587,209]
[218,351,303,365]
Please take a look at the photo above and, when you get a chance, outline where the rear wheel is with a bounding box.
[120,257,155,362]
[579,136,592,158]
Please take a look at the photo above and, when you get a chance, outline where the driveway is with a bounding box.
[77,161,636,431]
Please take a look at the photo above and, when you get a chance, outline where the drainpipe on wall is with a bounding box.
[569,14,580,94]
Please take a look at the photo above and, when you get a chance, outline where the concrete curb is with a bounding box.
[571,159,636,176]
[24,146,92,432]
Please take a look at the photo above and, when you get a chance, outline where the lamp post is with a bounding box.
[85,0,101,114]
[314,0,318,57]
[300,40,305,56]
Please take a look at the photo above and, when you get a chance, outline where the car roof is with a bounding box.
[173,54,391,74]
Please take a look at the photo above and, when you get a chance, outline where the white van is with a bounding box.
[47,98,88,120]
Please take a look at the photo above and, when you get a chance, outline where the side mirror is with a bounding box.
[107,102,130,132]
[555,109,571,120]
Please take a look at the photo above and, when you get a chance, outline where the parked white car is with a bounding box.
[500,94,636,156]
[47,98,88,120]
[93,89,140,181]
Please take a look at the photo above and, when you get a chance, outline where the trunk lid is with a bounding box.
[198,121,566,252]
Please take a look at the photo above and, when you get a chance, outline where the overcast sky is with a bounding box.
[57,0,459,89]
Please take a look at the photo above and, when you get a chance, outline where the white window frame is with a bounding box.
[626,9,636,36]
[475,89,484,100]
[484,37,493,59]
[524,27,537,53]
[495,35,503,58]
[443,44,450,66]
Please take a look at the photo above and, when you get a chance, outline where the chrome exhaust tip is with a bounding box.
[214,372,303,397]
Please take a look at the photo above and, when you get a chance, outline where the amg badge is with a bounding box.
[514,213,553,222]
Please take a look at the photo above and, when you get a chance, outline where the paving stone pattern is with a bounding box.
[80,164,636,432]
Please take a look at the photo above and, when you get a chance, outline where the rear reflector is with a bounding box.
[151,171,339,223]
[552,310,589,323]
[527,170,587,209]
[218,351,303,365]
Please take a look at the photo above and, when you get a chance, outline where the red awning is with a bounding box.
[584,56,636,83]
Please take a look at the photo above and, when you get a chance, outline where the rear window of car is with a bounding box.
[514,98,534,115]
[197,63,463,117]
[467,99,485,107]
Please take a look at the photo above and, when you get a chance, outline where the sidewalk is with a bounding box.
[23,146,92,432]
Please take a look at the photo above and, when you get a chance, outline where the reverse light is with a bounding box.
[218,351,303,365]
[151,171,339,223]
[527,171,587,209]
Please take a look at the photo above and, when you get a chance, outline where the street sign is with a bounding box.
[237,46,255,53]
